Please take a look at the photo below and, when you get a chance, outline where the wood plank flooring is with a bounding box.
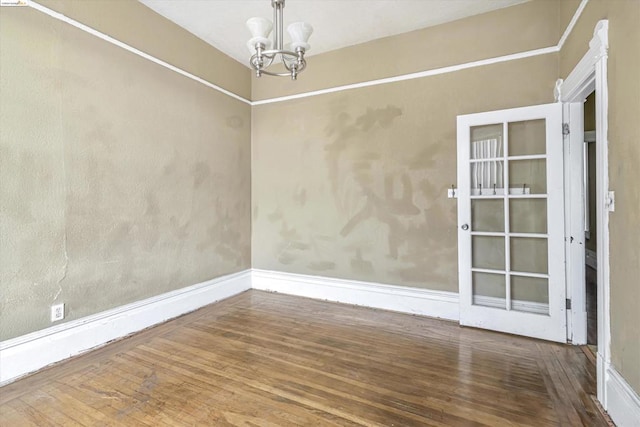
[0,290,608,426]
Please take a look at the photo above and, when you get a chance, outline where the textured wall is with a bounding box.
[38,0,251,100]
[252,54,556,291]
[560,0,640,396]
[0,6,251,340]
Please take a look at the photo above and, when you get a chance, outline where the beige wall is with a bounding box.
[252,31,557,290]
[39,0,251,100]
[560,0,640,395]
[0,6,251,340]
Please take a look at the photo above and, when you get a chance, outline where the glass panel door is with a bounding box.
[457,103,566,343]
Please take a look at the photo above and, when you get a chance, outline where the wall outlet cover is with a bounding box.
[51,303,65,322]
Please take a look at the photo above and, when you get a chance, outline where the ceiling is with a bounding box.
[139,0,529,67]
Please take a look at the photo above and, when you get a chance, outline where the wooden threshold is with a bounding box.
[0,290,608,426]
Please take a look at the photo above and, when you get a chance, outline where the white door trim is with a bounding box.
[557,19,610,408]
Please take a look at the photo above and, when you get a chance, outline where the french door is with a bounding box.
[457,103,566,343]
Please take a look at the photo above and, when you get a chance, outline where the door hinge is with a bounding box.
[566,298,572,310]
[562,123,570,137]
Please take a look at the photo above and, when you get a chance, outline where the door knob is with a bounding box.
[461,224,469,230]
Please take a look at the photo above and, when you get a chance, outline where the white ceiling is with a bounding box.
[139,0,529,67]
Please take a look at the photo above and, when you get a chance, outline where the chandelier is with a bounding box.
[246,0,313,80]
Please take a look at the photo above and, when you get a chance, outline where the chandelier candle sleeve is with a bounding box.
[246,17,273,51]
[246,0,313,80]
[288,22,313,51]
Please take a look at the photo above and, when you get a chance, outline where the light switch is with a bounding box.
[607,191,615,212]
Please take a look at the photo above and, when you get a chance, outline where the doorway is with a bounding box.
[583,91,598,350]
[559,19,610,405]
[583,92,598,350]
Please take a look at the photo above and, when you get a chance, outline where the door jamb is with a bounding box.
[562,102,586,345]
[556,20,610,408]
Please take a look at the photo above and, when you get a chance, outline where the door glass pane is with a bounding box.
[470,124,503,195]
[472,199,504,232]
[511,237,548,274]
[472,236,505,270]
[511,275,549,315]
[508,119,546,156]
[473,272,506,309]
[510,199,547,234]
[470,124,502,159]
[509,159,547,195]
[471,160,503,195]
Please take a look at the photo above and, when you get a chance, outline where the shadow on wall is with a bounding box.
[266,102,456,286]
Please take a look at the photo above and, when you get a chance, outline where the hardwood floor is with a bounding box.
[0,290,608,426]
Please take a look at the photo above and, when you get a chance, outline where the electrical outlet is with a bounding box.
[51,303,64,322]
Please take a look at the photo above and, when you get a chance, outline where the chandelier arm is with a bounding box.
[249,56,275,70]
[258,68,298,78]
[259,48,298,57]
[249,47,276,71]
[249,49,306,72]
[281,55,306,72]
[258,70,289,77]
[259,53,276,68]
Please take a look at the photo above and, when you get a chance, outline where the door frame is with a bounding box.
[556,20,610,407]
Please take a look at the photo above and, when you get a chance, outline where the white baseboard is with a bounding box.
[606,365,640,426]
[0,269,251,386]
[251,269,459,321]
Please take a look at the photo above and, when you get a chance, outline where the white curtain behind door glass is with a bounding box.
[472,138,503,193]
